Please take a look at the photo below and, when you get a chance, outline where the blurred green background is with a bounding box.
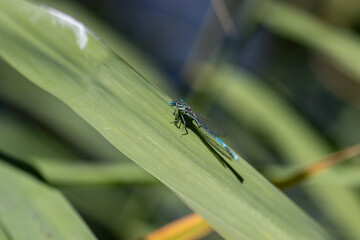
[0,0,359,239]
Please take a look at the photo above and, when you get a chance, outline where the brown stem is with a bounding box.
[273,143,360,189]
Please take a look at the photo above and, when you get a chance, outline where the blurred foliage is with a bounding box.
[0,0,359,239]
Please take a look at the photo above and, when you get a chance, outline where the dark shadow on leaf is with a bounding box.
[0,150,46,182]
[172,116,244,183]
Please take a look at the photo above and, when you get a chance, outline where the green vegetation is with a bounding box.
[0,0,358,239]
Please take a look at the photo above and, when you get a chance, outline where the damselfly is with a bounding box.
[170,99,239,161]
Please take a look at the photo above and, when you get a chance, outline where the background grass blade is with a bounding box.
[0,161,97,240]
[259,1,360,84]
[0,0,330,239]
[32,159,158,186]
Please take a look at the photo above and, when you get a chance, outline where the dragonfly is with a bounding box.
[170,99,239,161]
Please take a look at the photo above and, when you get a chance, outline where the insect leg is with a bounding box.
[180,113,188,136]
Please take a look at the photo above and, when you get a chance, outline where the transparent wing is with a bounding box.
[195,113,227,137]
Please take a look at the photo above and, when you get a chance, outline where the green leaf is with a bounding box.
[0,106,77,160]
[0,1,329,239]
[0,226,9,240]
[33,158,158,186]
[0,56,128,163]
[32,0,173,93]
[0,161,96,240]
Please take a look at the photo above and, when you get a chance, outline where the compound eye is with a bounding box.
[179,99,184,102]
[170,101,175,106]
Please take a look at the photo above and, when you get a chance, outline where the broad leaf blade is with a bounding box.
[0,161,96,240]
[0,1,329,239]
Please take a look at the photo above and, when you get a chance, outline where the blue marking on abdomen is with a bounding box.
[201,124,239,161]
